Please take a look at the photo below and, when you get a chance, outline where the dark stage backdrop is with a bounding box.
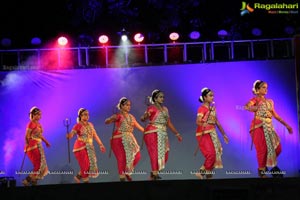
[0,60,299,186]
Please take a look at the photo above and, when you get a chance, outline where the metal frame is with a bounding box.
[0,38,294,70]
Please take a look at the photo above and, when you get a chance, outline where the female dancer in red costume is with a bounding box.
[141,89,183,180]
[105,97,144,181]
[22,106,50,186]
[195,87,229,179]
[67,108,106,183]
[245,80,293,178]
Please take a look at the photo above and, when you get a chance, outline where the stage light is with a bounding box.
[98,35,109,45]
[1,38,12,47]
[31,37,42,46]
[169,32,179,42]
[284,26,295,36]
[118,28,129,42]
[218,29,228,40]
[134,33,144,43]
[189,31,201,40]
[251,28,262,37]
[121,35,128,42]
[57,36,68,46]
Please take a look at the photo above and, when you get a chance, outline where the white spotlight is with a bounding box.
[121,35,128,42]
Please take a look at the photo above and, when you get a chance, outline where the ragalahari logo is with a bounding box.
[240,2,254,16]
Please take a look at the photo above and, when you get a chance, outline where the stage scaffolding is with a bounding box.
[0,38,295,70]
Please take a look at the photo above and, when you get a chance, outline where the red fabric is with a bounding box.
[112,113,127,136]
[71,122,93,156]
[111,114,125,174]
[144,133,169,171]
[252,126,282,168]
[249,96,274,109]
[27,121,41,133]
[112,138,124,174]
[74,148,90,178]
[111,113,141,175]
[133,152,141,168]
[72,123,89,150]
[196,105,215,133]
[26,148,41,178]
[112,139,141,175]
[144,105,168,133]
[24,121,42,151]
[143,105,170,171]
[24,121,47,179]
[249,96,281,169]
[71,122,100,180]
[197,134,216,171]
[111,142,141,175]
[73,140,86,151]
[147,105,160,121]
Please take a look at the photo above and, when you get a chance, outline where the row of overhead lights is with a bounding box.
[0,30,204,48]
[1,26,295,48]
[0,32,187,47]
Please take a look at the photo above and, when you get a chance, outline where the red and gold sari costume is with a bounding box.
[71,122,99,181]
[248,97,281,168]
[24,121,48,180]
[144,105,170,171]
[196,105,223,171]
[111,113,140,176]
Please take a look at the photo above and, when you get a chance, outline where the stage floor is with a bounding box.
[1,177,300,200]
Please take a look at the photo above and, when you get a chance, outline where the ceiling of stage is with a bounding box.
[0,0,299,48]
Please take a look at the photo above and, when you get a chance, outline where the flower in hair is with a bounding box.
[201,87,209,93]
[30,106,38,113]
[152,89,160,95]
[252,80,261,94]
[253,80,261,87]
[117,97,127,110]
[78,108,85,116]
[150,89,160,104]
[77,108,86,123]
[199,96,204,102]
[29,106,38,120]
[149,97,155,104]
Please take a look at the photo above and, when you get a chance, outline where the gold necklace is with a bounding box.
[122,112,132,125]
[155,103,164,111]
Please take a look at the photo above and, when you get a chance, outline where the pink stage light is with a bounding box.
[134,33,144,43]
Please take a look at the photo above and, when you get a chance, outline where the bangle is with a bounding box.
[176,133,180,137]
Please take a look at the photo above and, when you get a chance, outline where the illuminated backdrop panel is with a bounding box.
[0,59,298,185]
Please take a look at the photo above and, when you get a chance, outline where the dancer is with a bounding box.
[245,80,293,178]
[141,89,183,180]
[105,97,144,181]
[22,106,50,186]
[67,108,106,183]
[195,87,229,179]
